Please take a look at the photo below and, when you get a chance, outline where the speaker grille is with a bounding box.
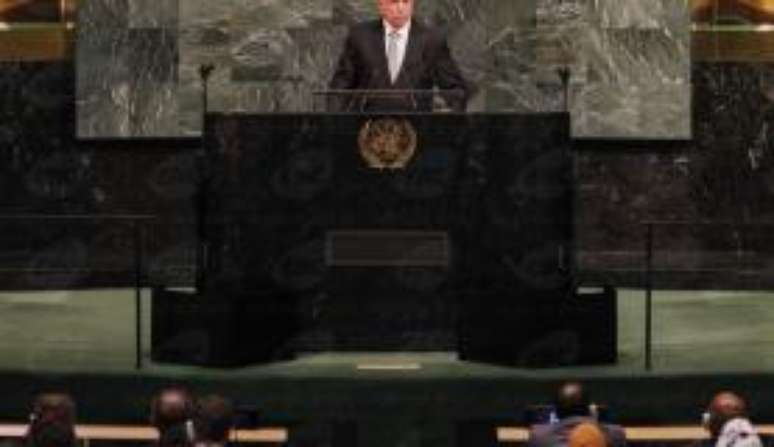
[326,230,450,267]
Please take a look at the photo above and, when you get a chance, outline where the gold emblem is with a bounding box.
[358,118,417,169]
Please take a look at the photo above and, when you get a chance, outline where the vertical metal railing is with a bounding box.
[0,214,155,370]
[645,222,654,371]
[641,220,774,372]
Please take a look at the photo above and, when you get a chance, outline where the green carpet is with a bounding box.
[2,288,774,435]
[2,288,774,374]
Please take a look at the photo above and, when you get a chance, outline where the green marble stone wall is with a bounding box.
[77,0,691,139]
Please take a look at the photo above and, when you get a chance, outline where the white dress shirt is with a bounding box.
[383,20,411,82]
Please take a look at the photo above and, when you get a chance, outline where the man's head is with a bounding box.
[568,423,607,447]
[377,0,414,29]
[30,394,76,426]
[150,386,195,433]
[706,391,748,438]
[26,393,77,447]
[193,395,234,445]
[554,381,591,419]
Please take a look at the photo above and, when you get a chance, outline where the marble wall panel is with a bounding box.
[77,0,182,137]
[332,0,378,25]
[225,83,286,113]
[572,84,641,136]
[0,63,78,212]
[0,63,86,209]
[0,63,74,153]
[125,29,179,136]
[572,25,691,137]
[77,0,692,139]
[176,0,229,130]
[291,25,348,111]
[638,82,692,138]
[229,27,298,82]
[444,3,490,86]
[691,63,774,220]
[575,62,774,274]
[179,0,234,28]
[9,59,774,285]
[78,27,180,138]
[231,0,332,29]
[0,61,197,287]
[483,0,538,29]
[129,0,178,28]
[76,27,132,137]
[177,24,232,134]
[127,29,178,83]
[576,150,697,254]
[583,29,688,85]
[78,0,130,29]
[537,0,585,27]
[126,81,178,136]
[485,25,580,113]
[572,81,690,138]
[590,0,686,29]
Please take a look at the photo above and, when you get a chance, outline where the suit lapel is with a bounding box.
[394,20,423,87]
[371,20,391,86]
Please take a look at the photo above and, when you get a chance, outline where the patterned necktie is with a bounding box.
[387,30,401,83]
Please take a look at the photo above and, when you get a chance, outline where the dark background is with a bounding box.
[2,60,773,290]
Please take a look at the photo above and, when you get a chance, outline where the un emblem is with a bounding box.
[358,118,417,169]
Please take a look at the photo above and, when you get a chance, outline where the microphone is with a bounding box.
[557,65,571,112]
[199,64,215,81]
[402,67,419,111]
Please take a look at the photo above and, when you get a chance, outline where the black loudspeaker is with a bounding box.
[458,285,617,367]
[560,285,617,365]
[151,287,297,367]
[457,288,571,368]
[458,116,578,367]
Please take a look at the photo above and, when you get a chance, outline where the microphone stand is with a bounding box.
[358,69,379,112]
[558,65,571,112]
[195,64,215,293]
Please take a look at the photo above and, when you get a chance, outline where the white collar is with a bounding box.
[383,19,411,37]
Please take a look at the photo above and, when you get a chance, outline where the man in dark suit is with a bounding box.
[150,386,195,436]
[527,382,627,447]
[25,393,77,447]
[192,394,234,447]
[329,0,469,112]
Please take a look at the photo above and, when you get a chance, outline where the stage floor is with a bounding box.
[3,288,774,433]
[1,288,774,375]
